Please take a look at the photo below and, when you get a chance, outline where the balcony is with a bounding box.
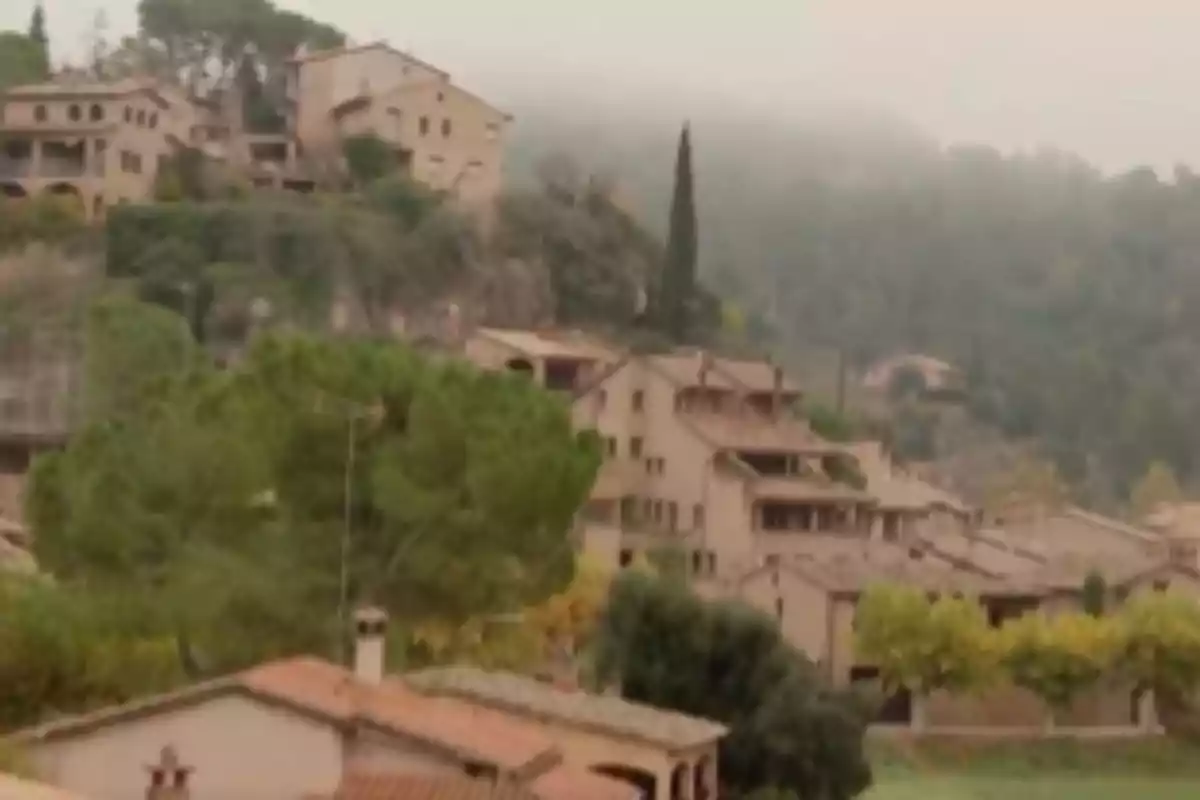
[0,140,34,179]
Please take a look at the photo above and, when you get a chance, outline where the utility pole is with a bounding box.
[337,411,356,665]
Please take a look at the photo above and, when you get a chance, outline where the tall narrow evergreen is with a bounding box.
[28,2,50,76]
[658,123,698,342]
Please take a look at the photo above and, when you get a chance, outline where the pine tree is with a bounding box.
[28,2,49,77]
[656,123,698,343]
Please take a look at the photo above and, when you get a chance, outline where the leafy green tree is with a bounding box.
[652,123,699,342]
[0,32,47,89]
[999,611,1124,727]
[27,3,49,76]
[1130,460,1183,518]
[1118,589,1200,704]
[595,570,872,800]
[31,329,600,675]
[343,135,399,187]
[0,574,183,729]
[854,584,997,726]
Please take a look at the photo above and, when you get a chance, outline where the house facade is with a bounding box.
[0,42,510,218]
[11,609,721,800]
[0,78,198,220]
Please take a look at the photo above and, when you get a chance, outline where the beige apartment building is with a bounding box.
[287,42,511,210]
[0,78,198,220]
[0,41,510,218]
[463,328,1200,735]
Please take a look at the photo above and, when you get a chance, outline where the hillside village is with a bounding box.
[7,4,1200,800]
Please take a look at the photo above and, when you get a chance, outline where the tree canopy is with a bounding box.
[595,570,872,800]
[29,304,601,677]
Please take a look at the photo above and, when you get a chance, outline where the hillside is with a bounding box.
[505,90,1200,506]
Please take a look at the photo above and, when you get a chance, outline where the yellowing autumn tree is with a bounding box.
[410,554,613,672]
[854,584,997,727]
[999,611,1124,728]
[1119,589,1200,703]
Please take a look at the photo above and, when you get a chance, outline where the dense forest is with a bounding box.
[506,95,1200,504]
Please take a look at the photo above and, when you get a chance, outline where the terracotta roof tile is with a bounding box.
[405,668,726,749]
[18,657,555,774]
[240,659,554,770]
[319,773,535,800]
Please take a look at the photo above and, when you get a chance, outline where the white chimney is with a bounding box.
[353,606,388,684]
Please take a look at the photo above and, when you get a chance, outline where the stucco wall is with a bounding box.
[30,695,348,800]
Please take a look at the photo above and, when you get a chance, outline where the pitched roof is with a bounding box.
[16,657,555,773]
[314,773,538,800]
[404,668,727,750]
[0,773,92,800]
[749,543,1012,597]
[647,351,801,394]
[288,41,450,79]
[680,412,836,454]
[475,329,617,363]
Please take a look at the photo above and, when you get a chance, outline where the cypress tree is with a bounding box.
[28,3,50,77]
[658,123,698,342]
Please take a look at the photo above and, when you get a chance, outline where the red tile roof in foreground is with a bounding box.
[315,773,538,800]
[315,769,637,800]
[18,657,555,773]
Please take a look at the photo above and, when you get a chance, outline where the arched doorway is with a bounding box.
[591,764,656,799]
[505,357,535,377]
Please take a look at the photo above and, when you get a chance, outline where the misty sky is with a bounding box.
[5,0,1200,170]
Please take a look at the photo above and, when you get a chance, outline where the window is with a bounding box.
[619,549,634,568]
[1153,579,1170,592]
[692,550,704,575]
[597,389,607,408]
[442,118,452,137]
[68,104,82,122]
[693,504,705,530]
[34,104,47,123]
[775,598,784,621]
[124,106,132,123]
[437,90,445,102]
[668,502,678,531]
[149,112,159,129]
[136,109,146,126]
[89,103,104,122]
[765,553,781,568]
[645,459,654,475]
[419,115,430,136]
[707,551,717,574]
[632,390,645,411]
[606,437,617,457]
[653,501,663,524]
[486,122,500,141]
[630,437,644,458]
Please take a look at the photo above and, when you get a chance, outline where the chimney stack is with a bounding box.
[145,746,192,800]
[353,606,388,685]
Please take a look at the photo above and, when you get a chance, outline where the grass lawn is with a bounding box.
[865,737,1200,800]
[866,776,1200,800]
